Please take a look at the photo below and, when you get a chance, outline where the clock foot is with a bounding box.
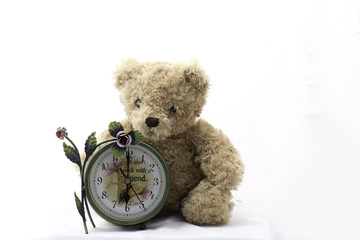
[137,222,147,230]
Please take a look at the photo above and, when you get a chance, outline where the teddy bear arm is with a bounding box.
[191,119,244,191]
[181,119,244,225]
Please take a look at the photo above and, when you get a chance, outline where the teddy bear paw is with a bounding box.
[180,185,234,225]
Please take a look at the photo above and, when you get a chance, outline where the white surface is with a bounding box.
[1,0,360,240]
[33,206,272,240]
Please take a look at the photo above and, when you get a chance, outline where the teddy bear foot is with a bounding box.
[180,182,234,225]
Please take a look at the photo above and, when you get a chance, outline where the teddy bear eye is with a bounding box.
[135,99,141,108]
[169,105,176,113]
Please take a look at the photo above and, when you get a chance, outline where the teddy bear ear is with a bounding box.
[183,61,209,93]
[113,58,143,90]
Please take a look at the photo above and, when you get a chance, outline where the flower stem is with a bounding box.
[64,134,117,234]
[84,196,95,228]
[82,219,89,234]
[65,136,82,171]
[65,136,80,154]
[95,138,117,149]
[82,138,116,228]
[81,156,96,229]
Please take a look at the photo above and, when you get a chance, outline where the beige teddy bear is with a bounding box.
[99,58,244,225]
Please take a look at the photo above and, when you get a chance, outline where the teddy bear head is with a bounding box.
[113,58,209,141]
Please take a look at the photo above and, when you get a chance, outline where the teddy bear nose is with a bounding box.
[145,117,160,128]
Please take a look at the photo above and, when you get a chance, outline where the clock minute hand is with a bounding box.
[126,149,130,178]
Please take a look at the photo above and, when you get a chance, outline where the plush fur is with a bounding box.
[99,58,244,225]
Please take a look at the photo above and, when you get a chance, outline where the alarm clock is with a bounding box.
[85,141,170,226]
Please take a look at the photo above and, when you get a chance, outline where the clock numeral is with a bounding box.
[101,191,107,199]
[113,157,119,162]
[149,163,155,172]
[113,201,117,208]
[139,201,145,209]
[125,206,130,212]
[149,191,155,200]
[97,177,103,185]
[153,178,159,186]
[102,162,109,171]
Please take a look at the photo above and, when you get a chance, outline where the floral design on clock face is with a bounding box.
[86,143,169,224]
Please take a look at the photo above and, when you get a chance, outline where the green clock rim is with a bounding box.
[84,142,171,226]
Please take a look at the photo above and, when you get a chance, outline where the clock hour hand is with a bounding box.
[119,168,146,211]
[124,149,131,207]
[116,166,130,207]
[118,167,131,206]
[124,184,130,207]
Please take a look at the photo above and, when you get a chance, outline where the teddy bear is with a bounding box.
[98,58,245,225]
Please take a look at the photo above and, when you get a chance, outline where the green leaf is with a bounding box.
[63,142,81,167]
[111,143,125,158]
[74,192,85,220]
[108,121,124,138]
[133,130,143,144]
[85,132,97,157]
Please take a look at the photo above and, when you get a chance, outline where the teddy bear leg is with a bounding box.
[181,181,234,225]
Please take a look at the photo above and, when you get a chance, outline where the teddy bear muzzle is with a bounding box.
[145,117,160,128]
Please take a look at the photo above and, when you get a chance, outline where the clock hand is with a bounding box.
[126,149,130,178]
[116,167,130,207]
[124,184,130,205]
[124,150,131,208]
[118,167,130,209]
[129,183,147,211]
[119,168,147,211]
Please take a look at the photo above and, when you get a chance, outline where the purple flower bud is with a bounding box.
[56,127,68,140]
[116,131,132,148]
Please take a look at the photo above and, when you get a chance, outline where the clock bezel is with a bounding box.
[84,141,170,226]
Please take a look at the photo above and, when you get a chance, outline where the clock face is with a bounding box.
[85,142,170,225]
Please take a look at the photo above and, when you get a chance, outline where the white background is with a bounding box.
[1,0,360,239]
